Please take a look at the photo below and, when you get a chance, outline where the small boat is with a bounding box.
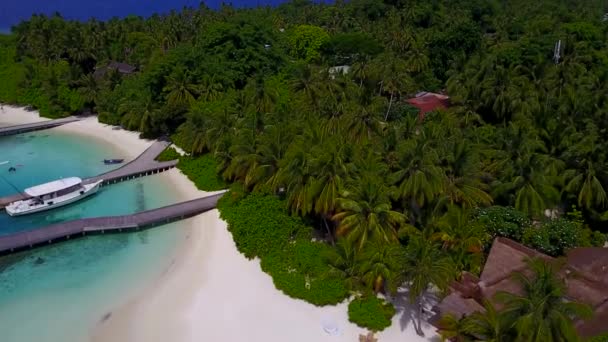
[5,177,103,216]
[103,159,124,165]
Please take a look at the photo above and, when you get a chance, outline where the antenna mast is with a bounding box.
[553,40,562,64]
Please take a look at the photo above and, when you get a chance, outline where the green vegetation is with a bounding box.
[218,190,348,305]
[3,0,608,336]
[155,147,181,162]
[156,147,227,191]
[348,296,395,332]
[177,155,227,192]
[588,333,608,342]
[475,206,606,257]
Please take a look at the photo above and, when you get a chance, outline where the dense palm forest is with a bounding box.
[2,0,608,339]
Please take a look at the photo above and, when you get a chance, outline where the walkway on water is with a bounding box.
[0,141,178,208]
[0,117,80,137]
[0,192,224,255]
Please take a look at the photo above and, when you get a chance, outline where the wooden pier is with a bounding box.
[0,141,178,208]
[0,192,224,255]
[0,117,80,137]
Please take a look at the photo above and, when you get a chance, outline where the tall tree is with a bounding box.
[334,174,405,250]
[496,258,593,342]
[403,235,455,336]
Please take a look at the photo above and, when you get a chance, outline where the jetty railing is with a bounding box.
[0,192,224,255]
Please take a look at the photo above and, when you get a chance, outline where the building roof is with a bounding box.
[436,292,485,319]
[25,177,82,197]
[328,65,351,74]
[107,61,136,74]
[480,237,549,285]
[93,61,136,79]
[567,247,608,285]
[434,237,608,338]
[406,92,450,119]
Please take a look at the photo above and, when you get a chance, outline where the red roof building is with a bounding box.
[406,92,450,120]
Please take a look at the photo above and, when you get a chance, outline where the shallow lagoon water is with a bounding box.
[0,130,184,342]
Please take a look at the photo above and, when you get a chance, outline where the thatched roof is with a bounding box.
[567,247,608,285]
[434,237,608,338]
[480,237,549,285]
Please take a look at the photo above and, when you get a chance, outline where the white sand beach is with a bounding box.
[0,105,50,126]
[1,106,439,342]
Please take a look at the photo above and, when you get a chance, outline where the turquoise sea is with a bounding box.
[0,130,186,342]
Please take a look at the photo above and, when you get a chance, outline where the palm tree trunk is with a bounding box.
[323,217,335,246]
[385,92,394,121]
[415,295,425,336]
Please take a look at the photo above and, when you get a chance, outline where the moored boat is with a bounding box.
[5,177,103,216]
[103,159,124,165]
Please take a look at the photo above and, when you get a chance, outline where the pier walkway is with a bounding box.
[0,192,224,255]
[0,117,80,137]
[0,141,178,208]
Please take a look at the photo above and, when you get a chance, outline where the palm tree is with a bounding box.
[325,239,361,291]
[389,136,445,223]
[333,175,406,250]
[308,136,350,217]
[341,98,385,143]
[291,64,324,111]
[437,313,472,342]
[377,53,412,120]
[117,91,156,134]
[163,67,199,106]
[356,242,406,294]
[492,123,562,218]
[403,235,455,336]
[563,128,608,214]
[351,59,371,88]
[432,205,489,274]
[273,141,315,215]
[244,125,290,189]
[439,140,493,210]
[493,152,561,218]
[78,74,99,110]
[565,161,607,212]
[496,258,593,342]
[462,301,512,341]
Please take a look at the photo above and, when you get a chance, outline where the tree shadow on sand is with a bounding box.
[389,286,441,341]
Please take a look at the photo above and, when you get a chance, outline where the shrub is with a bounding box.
[156,147,181,162]
[348,296,395,331]
[262,241,349,306]
[523,219,579,257]
[476,206,530,242]
[177,155,227,191]
[567,206,606,247]
[218,192,306,258]
[218,192,349,305]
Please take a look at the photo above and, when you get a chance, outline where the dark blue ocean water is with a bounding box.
[0,0,290,33]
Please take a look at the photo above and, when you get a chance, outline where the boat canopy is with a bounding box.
[24,177,82,197]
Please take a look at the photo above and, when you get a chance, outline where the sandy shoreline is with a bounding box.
[1,106,438,342]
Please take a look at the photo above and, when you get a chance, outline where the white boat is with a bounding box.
[5,177,103,216]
